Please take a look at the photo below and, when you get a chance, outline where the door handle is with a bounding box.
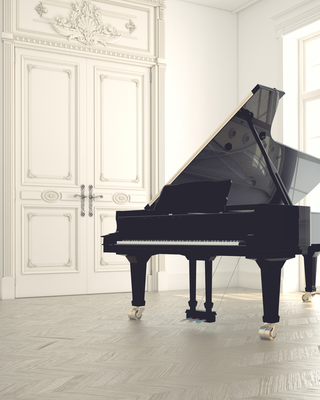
[74,184,87,216]
[89,185,103,217]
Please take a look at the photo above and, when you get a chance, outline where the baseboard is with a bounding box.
[0,276,15,300]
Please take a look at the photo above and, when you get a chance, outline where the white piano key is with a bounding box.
[117,240,241,246]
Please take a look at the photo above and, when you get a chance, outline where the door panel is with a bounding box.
[17,203,87,298]
[100,76,139,183]
[87,59,150,293]
[25,65,74,182]
[24,207,77,272]
[22,55,79,186]
[94,65,148,191]
[15,48,87,297]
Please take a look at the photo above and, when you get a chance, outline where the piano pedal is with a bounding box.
[302,292,317,302]
[259,323,278,340]
[128,306,145,320]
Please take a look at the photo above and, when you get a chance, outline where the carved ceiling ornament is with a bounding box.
[53,0,121,47]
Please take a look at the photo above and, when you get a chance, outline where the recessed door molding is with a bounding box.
[25,62,74,182]
[25,211,75,272]
[98,71,142,186]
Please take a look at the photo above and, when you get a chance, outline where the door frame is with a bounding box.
[0,0,166,299]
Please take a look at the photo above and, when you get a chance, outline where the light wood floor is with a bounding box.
[1,287,320,399]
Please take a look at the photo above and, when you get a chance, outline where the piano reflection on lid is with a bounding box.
[103,84,320,340]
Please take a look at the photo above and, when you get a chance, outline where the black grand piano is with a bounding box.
[103,84,320,339]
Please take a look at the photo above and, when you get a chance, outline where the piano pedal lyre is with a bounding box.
[128,306,145,320]
[302,292,317,302]
[259,323,278,340]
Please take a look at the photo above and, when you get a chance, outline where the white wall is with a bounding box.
[0,0,3,295]
[238,0,310,103]
[165,0,238,289]
[165,0,238,183]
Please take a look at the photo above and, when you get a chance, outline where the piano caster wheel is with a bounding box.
[259,323,278,340]
[128,306,145,320]
[302,292,316,302]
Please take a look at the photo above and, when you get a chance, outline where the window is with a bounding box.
[283,20,320,292]
[299,32,320,211]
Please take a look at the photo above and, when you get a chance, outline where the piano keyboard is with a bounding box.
[117,240,241,246]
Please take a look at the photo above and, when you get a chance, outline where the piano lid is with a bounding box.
[150,84,320,208]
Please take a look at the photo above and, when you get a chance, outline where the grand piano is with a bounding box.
[103,84,320,340]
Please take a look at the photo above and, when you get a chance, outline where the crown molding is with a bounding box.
[272,0,320,37]
[14,35,157,64]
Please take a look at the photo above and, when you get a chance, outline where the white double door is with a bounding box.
[15,48,150,298]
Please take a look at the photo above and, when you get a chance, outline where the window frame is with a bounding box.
[298,32,320,161]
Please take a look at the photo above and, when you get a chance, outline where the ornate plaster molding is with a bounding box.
[100,173,140,183]
[28,258,72,268]
[140,0,166,19]
[64,69,72,78]
[28,259,37,268]
[27,212,37,221]
[27,169,72,180]
[125,20,136,34]
[100,213,108,222]
[27,170,37,178]
[28,64,36,72]
[139,0,165,6]
[113,193,130,204]
[35,2,48,17]
[52,0,121,47]
[14,35,156,64]
[64,172,72,180]
[64,213,72,222]
[41,190,61,203]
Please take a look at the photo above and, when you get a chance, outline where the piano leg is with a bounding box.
[256,258,285,340]
[126,255,150,320]
[302,244,320,302]
[204,259,214,315]
[188,259,198,312]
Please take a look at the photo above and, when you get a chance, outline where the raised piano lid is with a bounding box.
[148,84,320,208]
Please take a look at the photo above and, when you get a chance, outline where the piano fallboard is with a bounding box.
[103,204,311,256]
